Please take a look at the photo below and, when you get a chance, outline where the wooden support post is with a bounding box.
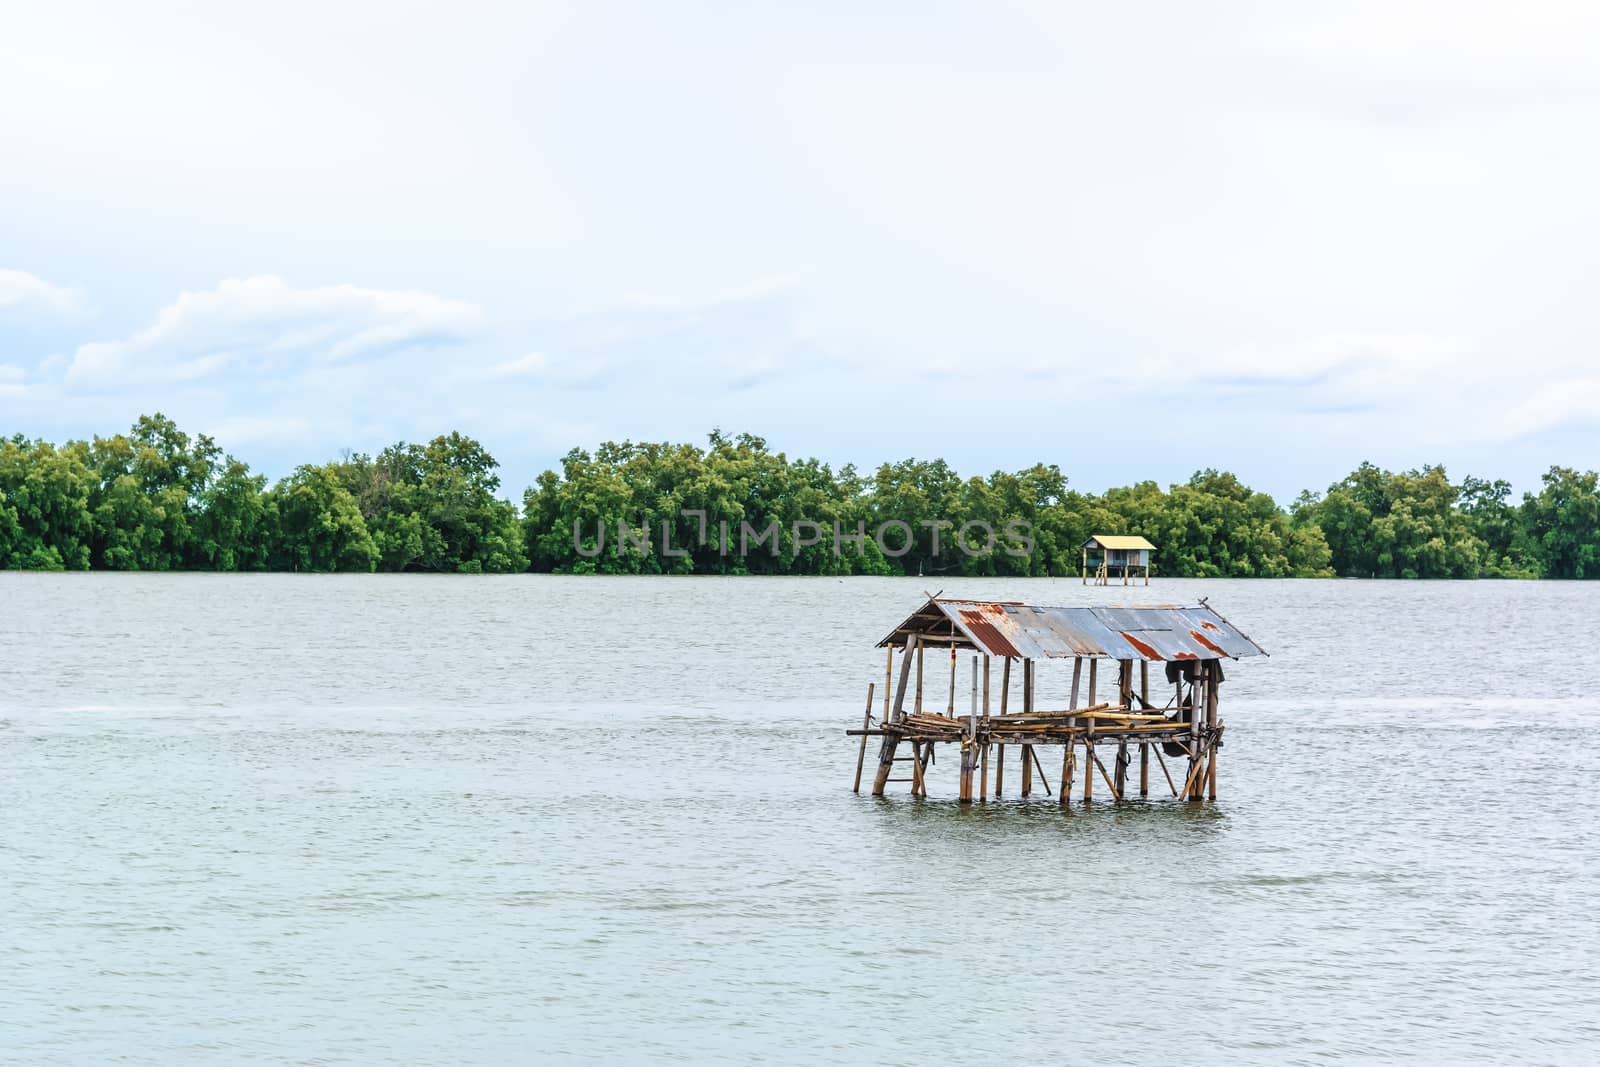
[1088,658,1097,707]
[915,643,924,713]
[1114,739,1128,798]
[1028,745,1053,796]
[1069,656,1082,710]
[1081,546,1087,584]
[1180,750,1207,801]
[1139,741,1149,797]
[1152,743,1179,796]
[1083,742,1094,801]
[960,657,978,804]
[1186,662,1205,800]
[883,644,893,722]
[946,646,957,715]
[1206,658,1220,801]
[997,658,1011,796]
[1059,742,1072,806]
[1140,660,1149,709]
[852,682,876,793]
[1093,749,1122,801]
[1024,659,1036,799]
[980,655,990,802]
[871,637,917,796]
[982,656,991,719]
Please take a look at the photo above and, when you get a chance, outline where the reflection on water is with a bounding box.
[3,574,1598,1064]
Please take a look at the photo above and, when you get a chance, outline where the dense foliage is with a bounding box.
[1,415,522,573]
[3,415,1596,577]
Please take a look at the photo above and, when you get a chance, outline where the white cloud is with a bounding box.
[1254,1,1600,85]
[0,269,81,317]
[0,362,27,383]
[482,352,548,379]
[64,276,482,387]
[1501,378,1600,439]
[205,414,313,447]
[1208,333,1469,386]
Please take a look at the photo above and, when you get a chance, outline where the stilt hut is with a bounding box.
[849,597,1266,804]
[1081,534,1154,585]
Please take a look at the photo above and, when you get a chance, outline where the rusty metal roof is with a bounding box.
[875,598,1266,662]
[1083,534,1156,551]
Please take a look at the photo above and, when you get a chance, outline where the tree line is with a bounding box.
[2,415,1596,578]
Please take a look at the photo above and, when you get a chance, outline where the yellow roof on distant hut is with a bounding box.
[1083,534,1156,551]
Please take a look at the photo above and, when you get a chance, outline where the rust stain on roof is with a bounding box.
[957,606,1023,659]
[1120,631,1160,659]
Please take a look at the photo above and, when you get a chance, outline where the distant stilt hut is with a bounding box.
[1081,534,1154,585]
[849,597,1267,804]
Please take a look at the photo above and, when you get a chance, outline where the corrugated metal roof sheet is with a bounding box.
[876,598,1266,662]
[1083,534,1156,550]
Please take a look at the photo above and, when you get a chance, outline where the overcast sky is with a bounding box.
[3,0,1598,501]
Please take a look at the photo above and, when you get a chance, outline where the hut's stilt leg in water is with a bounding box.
[852,682,876,793]
[1139,741,1149,797]
[871,637,917,796]
[1020,659,1034,797]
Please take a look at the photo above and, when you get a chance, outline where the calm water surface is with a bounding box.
[3,575,1598,1064]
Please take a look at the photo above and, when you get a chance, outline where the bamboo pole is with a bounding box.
[960,657,978,804]
[883,644,893,722]
[871,637,917,796]
[1115,738,1128,797]
[1059,741,1072,806]
[946,646,957,715]
[1021,659,1033,797]
[1069,656,1082,710]
[996,657,1010,796]
[1152,743,1178,797]
[1186,665,1204,800]
[852,682,876,792]
[1088,658,1097,707]
[1083,742,1093,801]
[1206,659,1220,801]
[1093,749,1122,801]
[1028,745,1053,796]
[1140,742,1149,797]
[1180,750,1207,800]
[915,643,924,713]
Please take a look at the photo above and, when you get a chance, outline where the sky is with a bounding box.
[3,0,1598,502]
